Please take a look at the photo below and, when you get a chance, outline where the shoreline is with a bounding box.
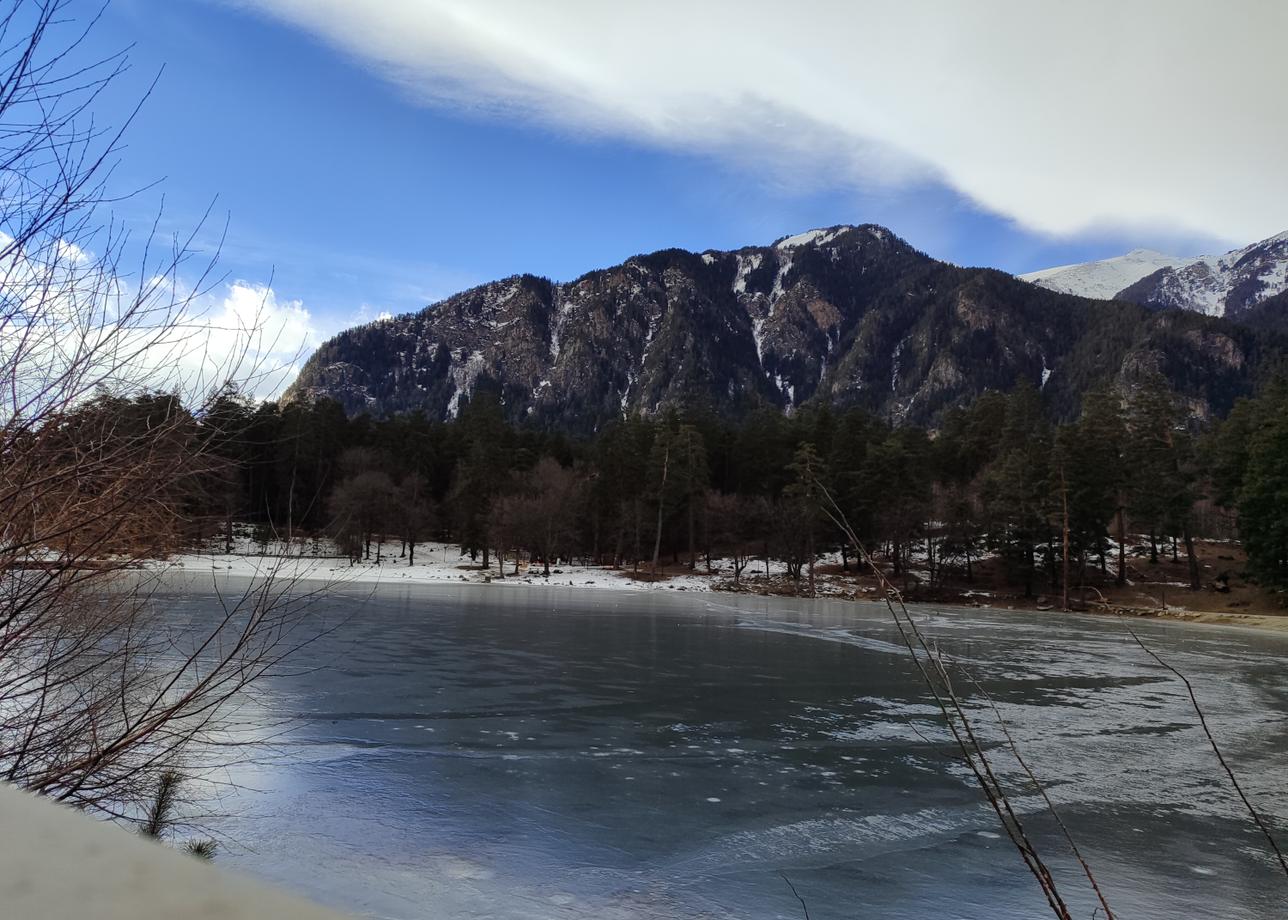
[157,547,1288,637]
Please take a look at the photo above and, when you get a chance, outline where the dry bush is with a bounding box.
[0,0,321,828]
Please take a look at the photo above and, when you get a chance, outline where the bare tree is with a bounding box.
[488,492,521,576]
[772,497,812,593]
[395,473,434,566]
[705,492,756,585]
[328,469,396,562]
[0,1,321,831]
[522,458,580,577]
[1,400,325,822]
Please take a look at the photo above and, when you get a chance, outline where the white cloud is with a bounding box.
[349,303,396,326]
[179,281,325,400]
[0,225,325,413]
[235,0,1288,243]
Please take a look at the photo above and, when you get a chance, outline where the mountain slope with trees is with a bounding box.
[287,226,1288,433]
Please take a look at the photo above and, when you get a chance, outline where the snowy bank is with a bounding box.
[156,540,1288,636]
[161,541,718,594]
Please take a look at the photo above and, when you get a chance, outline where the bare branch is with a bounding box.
[810,475,1091,920]
[1127,627,1288,879]
[780,873,811,920]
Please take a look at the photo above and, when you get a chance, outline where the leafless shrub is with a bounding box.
[811,476,1111,920]
[0,0,322,830]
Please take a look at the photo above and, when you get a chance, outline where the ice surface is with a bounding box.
[184,583,1288,920]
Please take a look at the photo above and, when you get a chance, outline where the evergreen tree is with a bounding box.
[1237,399,1288,591]
[449,389,511,567]
[593,415,653,569]
[984,382,1053,597]
[674,424,710,569]
[1125,370,1190,567]
[646,422,678,575]
[1077,386,1129,583]
[785,442,828,595]
[182,368,1288,604]
[1062,385,1129,591]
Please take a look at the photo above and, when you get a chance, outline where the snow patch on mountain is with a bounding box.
[1150,235,1288,316]
[1021,231,1288,317]
[445,349,486,419]
[771,256,793,300]
[732,253,761,295]
[1020,249,1187,300]
[751,315,768,365]
[775,226,855,250]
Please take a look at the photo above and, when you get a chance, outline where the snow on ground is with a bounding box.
[155,531,1288,633]
[164,540,719,594]
[163,531,893,598]
[157,532,1080,602]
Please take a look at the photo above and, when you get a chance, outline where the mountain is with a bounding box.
[1019,249,1181,302]
[286,225,1284,432]
[1021,232,1288,319]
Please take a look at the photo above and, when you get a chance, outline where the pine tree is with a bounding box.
[1068,385,1128,589]
[1237,399,1288,591]
[674,424,710,569]
[449,389,511,568]
[1125,371,1184,565]
[984,382,1053,597]
[786,442,828,595]
[647,423,677,575]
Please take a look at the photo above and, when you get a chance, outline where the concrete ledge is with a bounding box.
[0,782,348,919]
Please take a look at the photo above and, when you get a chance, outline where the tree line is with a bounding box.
[122,368,1288,600]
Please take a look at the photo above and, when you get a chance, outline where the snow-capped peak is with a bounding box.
[1019,249,1186,301]
[1020,230,1288,317]
[774,226,855,250]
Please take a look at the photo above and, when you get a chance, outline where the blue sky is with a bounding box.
[85,1,1278,347]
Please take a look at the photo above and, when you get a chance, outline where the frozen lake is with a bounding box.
[168,581,1288,919]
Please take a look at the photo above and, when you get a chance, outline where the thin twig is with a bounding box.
[963,670,1116,920]
[1127,627,1288,878]
[813,478,1085,919]
[780,873,811,920]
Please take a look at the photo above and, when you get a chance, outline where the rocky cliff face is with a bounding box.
[287,225,1281,431]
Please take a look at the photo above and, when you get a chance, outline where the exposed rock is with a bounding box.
[287,225,1286,431]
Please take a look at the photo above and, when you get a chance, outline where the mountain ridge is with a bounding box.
[1021,231,1288,318]
[286,224,1286,432]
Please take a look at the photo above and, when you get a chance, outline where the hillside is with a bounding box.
[287,225,1285,431]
